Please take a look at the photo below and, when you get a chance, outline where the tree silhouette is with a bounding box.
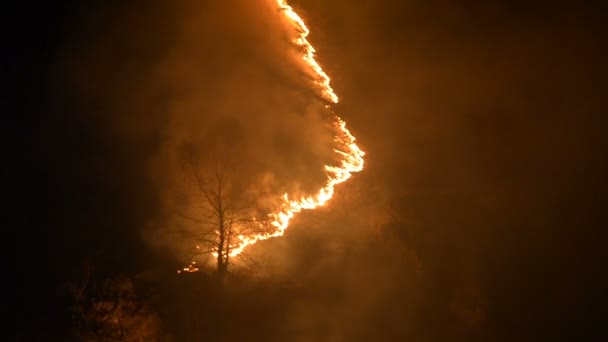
[175,148,261,283]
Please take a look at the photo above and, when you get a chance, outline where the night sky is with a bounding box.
[5,0,607,340]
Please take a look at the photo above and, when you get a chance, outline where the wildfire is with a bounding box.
[277,0,338,103]
[224,0,365,257]
[182,1,365,271]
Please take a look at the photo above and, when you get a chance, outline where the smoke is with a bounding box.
[61,0,354,261]
[154,0,342,194]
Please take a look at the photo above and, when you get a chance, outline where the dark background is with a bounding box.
[5,0,607,340]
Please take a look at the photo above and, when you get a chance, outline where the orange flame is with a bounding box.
[224,1,365,257]
[182,1,365,271]
[277,0,339,103]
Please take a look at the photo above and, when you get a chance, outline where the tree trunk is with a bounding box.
[217,203,227,284]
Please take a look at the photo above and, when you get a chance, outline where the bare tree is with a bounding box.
[174,149,261,283]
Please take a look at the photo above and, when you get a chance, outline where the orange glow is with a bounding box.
[182,1,365,271]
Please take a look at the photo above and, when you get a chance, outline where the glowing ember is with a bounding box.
[183,0,365,271]
[177,261,199,274]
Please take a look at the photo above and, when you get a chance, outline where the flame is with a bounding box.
[177,261,199,274]
[224,1,365,257]
[277,0,338,103]
[183,1,365,271]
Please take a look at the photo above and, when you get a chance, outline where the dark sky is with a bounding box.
[5,0,607,340]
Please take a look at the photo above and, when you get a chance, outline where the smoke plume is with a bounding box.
[63,0,361,261]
